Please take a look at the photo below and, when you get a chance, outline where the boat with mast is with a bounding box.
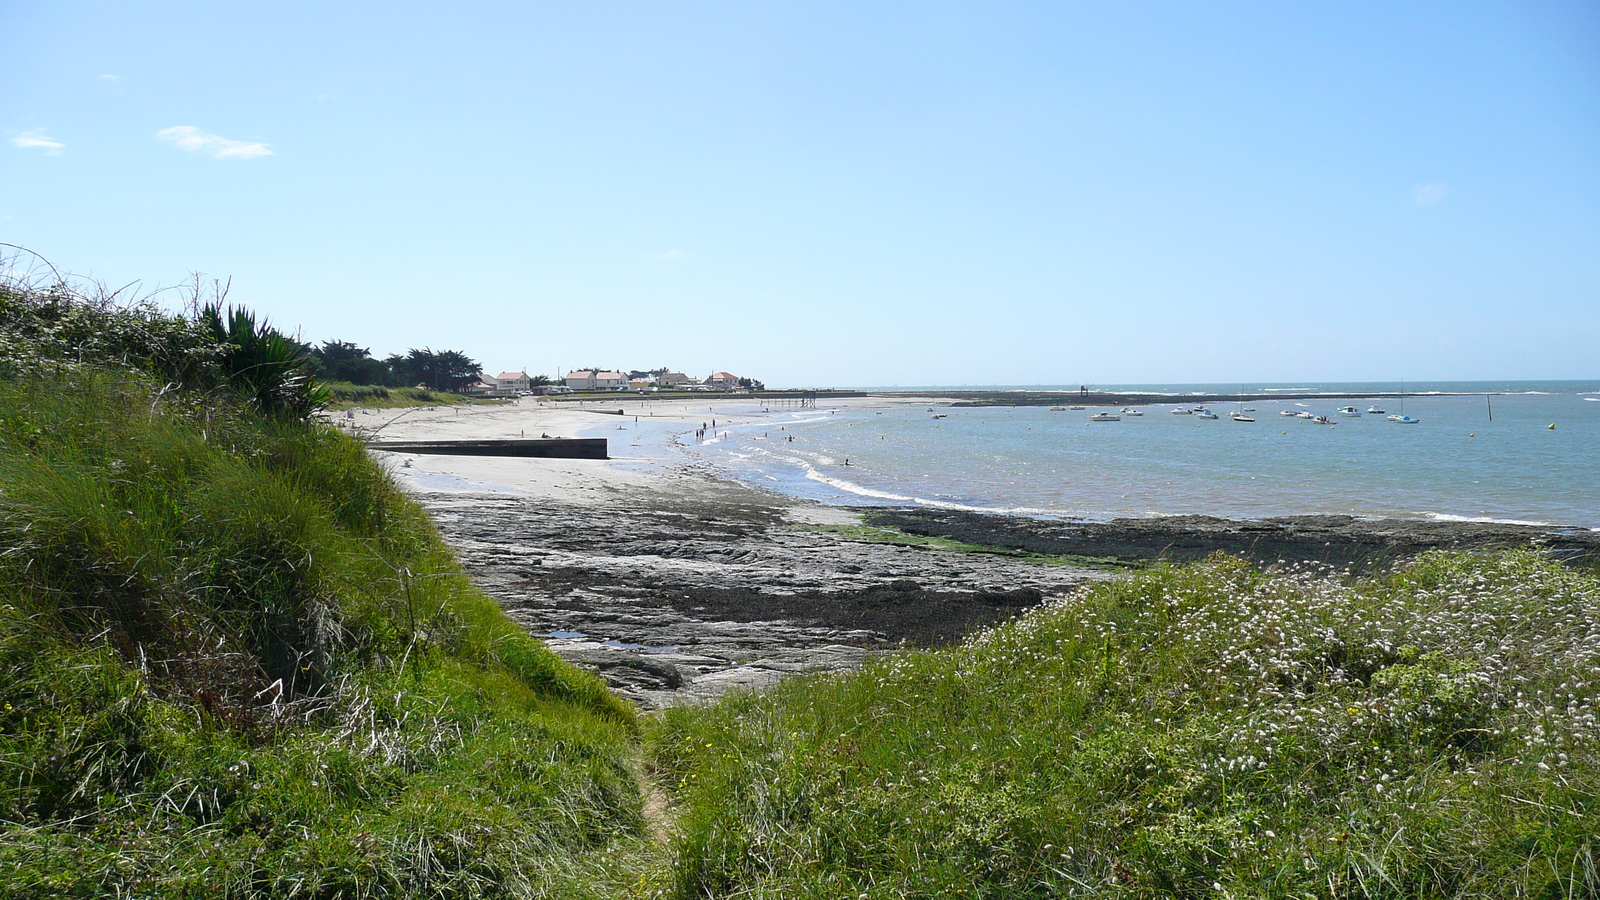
[1387,381,1421,424]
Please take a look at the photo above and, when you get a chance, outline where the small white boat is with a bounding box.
[1069,405,1085,410]
[1194,409,1219,420]
[1313,415,1337,425]
[1089,412,1121,422]
[1231,412,1255,422]
[1171,407,1192,415]
[1279,410,1298,417]
[1367,405,1386,414]
[1049,406,1065,411]
[1388,414,1420,424]
[1121,407,1143,416]
[1296,411,1315,419]
[1337,406,1361,417]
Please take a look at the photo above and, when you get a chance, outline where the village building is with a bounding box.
[657,371,694,387]
[464,375,501,396]
[494,371,533,393]
[564,369,628,390]
[705,371,741,389]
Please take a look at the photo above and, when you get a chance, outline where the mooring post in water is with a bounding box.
[1487,393,1493,422]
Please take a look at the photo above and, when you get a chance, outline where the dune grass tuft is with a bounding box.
[0,371,639,898]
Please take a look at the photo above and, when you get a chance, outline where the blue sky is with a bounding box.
[4,2,1597,387]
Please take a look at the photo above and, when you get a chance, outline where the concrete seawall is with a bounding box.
[368,438,608,459]
[933,390,1471,408]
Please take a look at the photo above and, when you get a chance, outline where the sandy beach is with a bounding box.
[355,395,1600,708]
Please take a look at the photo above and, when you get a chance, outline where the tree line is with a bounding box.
[305,341,488,393]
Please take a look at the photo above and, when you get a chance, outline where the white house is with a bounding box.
[657,371,693,387]
[594,370,627,389]
[565,370,597,390]
[494,371,532,393]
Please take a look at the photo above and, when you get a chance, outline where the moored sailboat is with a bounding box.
[1387,381,1421,424]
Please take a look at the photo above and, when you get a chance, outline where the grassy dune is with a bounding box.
[0,373,640,898]
[652,554,1599,898]
[322,382,472,409]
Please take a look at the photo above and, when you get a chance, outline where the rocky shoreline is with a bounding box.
[863,508,1600,570]
[412,466,1598,709]
[416,474,1102,709]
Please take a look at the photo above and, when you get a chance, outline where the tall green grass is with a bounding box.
[653,553,1599,898]
[0,372,639,898]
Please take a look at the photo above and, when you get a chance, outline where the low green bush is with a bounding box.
[653,553,1599,898]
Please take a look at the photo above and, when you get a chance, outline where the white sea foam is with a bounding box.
[794,458,1058,516]
[1423,512,1552,527]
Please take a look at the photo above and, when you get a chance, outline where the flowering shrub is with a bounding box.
[655,552,1599,898]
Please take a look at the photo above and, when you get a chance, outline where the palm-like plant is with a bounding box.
[200,304,330,418]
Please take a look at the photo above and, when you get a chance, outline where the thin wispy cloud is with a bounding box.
[100,74,121,83]
[156,125,273,160]
[655,249,684,260]
[1413,183,1447,206]
[12,129,64,155]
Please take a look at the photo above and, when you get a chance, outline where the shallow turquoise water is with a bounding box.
[632,382,1600,528]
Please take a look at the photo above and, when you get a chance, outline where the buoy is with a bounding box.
[1469,433,1475,437]
[1549,423,1556,429]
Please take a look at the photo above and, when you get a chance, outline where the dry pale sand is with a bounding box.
[339,393,934,507]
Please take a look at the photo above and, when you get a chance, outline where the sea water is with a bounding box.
[617,381,1600,529]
